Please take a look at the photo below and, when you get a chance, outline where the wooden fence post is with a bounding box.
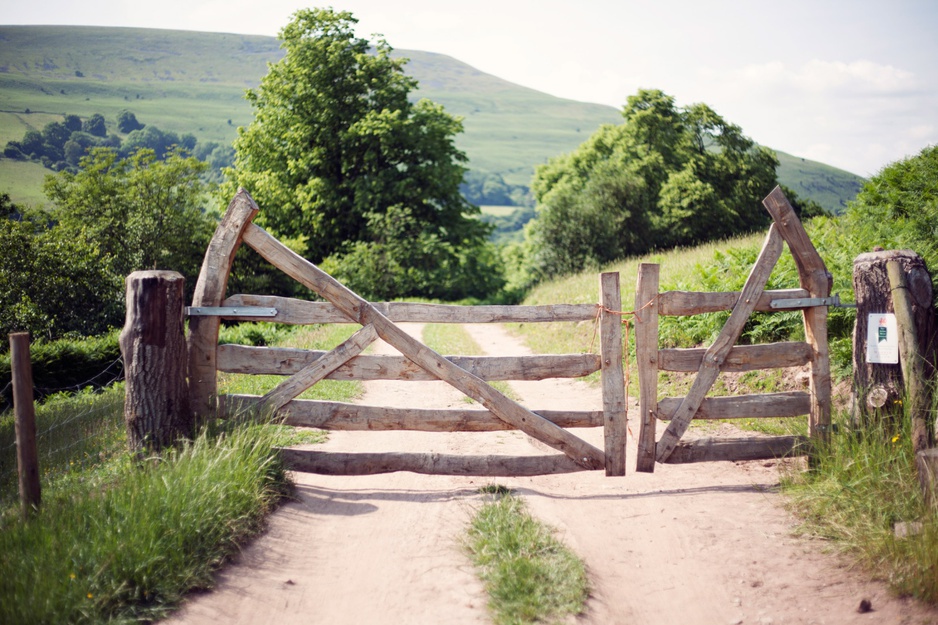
[120,270,191,453]
[10,332,40,519]
[852,250,936,432]
[634,263,659,473]
[600,272,626,476]
[887,260,934,453]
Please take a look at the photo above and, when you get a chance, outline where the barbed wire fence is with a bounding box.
[0,355,127,509]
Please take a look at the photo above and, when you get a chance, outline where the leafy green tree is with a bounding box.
[117,109,144,133]
[0,194,119,340]
[21,130,43,157]
[845,144,938,280]
[82,113,107,137]
[43,147,216,293]
[223,8,497,301]
[121,126,181,160]
[526,89,779,280]
[63,114,82,133]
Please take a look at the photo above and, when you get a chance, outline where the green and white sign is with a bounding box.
[867,313,899,364]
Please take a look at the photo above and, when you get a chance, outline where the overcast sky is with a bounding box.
[5,0,937,177]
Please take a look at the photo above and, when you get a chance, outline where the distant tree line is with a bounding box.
[2,110,234,182]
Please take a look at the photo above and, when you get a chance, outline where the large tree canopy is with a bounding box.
[223,8,500,301]
[845,144,938,285]
[525,89,780,280]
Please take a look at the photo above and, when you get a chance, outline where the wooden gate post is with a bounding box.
[120,270,191,453]
[600,272,626,476]
[852,250,936,432]
[10,332,40,519]
[634,263,659,473]
[887,260,935,453]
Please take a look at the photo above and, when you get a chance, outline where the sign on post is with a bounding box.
[866,313,899,364]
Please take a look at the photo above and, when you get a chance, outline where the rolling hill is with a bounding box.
[0,25,864,213]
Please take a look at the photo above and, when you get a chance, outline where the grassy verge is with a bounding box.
[0,421,295,624]
[782,410,938,603]
[0,384,127,507]
[0,320,344,622]
[466,488,589,625]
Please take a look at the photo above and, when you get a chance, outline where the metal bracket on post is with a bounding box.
[769,294,854,309]
[185,306,278,317]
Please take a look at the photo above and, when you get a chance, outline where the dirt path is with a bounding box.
[165,323,938,625]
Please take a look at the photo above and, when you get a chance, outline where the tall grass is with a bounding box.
[0,384,126,507]
[466,490,589,625]
[783,406,938,602]
[0,421,292,624]
[0,319,342,622]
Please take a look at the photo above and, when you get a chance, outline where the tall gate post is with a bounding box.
[634,263,660,472]
[600,272,626,476]
[852,250,935,437]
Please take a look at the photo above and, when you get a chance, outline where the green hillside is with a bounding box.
[0,25,863,212]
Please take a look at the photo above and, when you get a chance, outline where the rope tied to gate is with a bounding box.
[588,295,658,440]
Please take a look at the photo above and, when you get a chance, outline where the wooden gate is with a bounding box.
[633,187,832,470]
[186,186,830,477]
[187,189,629,477]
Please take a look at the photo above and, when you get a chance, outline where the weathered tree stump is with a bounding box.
[119,270,191,453]
[852,250,936,431]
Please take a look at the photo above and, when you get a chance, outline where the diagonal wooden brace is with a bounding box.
[655,225,784,462]
[241,223,605,470]
[260,324,378,415]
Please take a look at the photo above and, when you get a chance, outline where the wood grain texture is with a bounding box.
[221,394,604,431]
[634,263,659,473]
[279,448,592,476]
[658,289,808,316]
[659,342,812,372]
[187,190,259,421]
[217,344,601,381]
[656,392,810,420]
[10,333,40,518]
[762,186,833,445]
[223,293,598,324]
[663,435,809,464]
[600,272,627,476]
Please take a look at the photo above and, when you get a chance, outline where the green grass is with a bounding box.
[782,407,938,602]
[0,421,296,624]
[466,489,589,625]
[0,157,50,206]
[0,384,127,508]
[0,318,339,622]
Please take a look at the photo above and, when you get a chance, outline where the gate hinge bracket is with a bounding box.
[769,294,855,309]
[186,306,278,317]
